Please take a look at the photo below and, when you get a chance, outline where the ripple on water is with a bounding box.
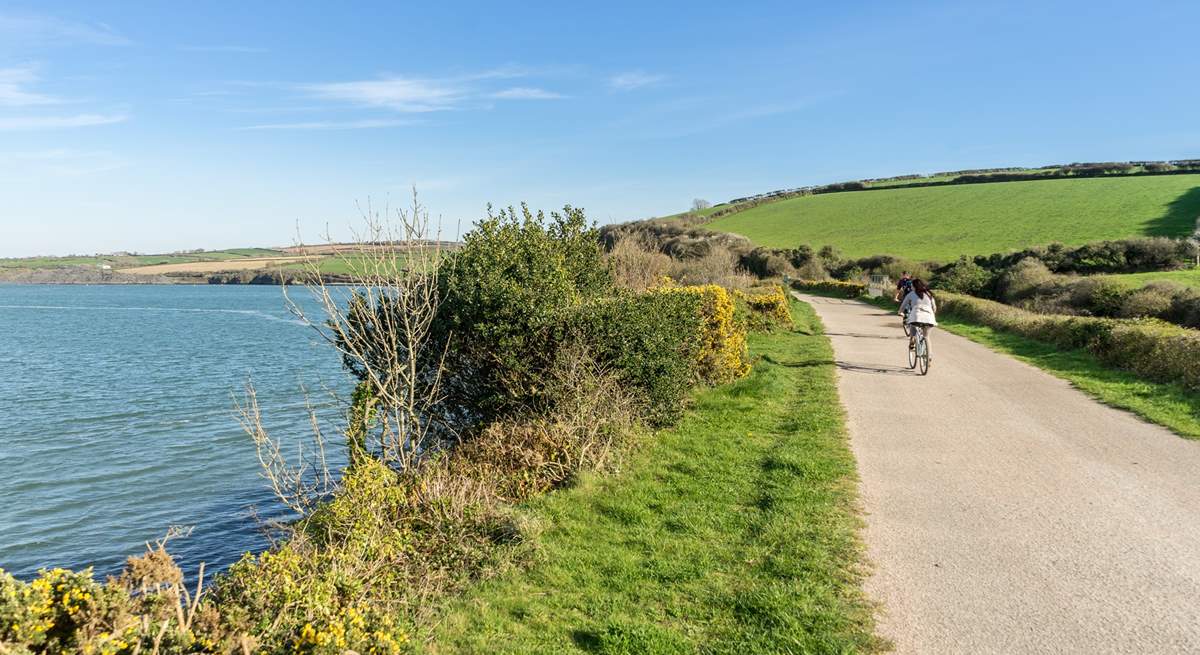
[0,284,347,579]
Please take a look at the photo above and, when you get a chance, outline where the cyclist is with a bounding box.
[899,278,937,357]
[893,271,914,302]
[894,271,915,326]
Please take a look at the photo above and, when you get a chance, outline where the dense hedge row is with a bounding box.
[789,279,866,298]
[939,293,1200,390]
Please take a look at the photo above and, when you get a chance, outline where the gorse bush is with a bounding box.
[658,284,751,386]
[735,285,793,332]
[790,279,866,298]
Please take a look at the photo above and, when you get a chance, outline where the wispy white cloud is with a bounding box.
[0,13,130,46]
[238,118,419,131]
[179,45,267,53]
[304,76,464,113]
[0,67,59,107]
[489,87,564,100]
[0,113,126,130]
[609,71,665,91]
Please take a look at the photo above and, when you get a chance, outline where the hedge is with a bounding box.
[939,292,1200,391]
[789,279,867,298]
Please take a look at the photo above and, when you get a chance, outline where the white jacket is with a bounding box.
[900,291,937,326]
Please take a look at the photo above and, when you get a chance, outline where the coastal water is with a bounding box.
[0,284,348,580]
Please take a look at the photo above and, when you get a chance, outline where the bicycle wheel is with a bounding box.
[907,336,917,368]
[918,339,930,375]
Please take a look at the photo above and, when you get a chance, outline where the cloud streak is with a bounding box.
[179,45,268,53]
[300,70,564,112]
[238,118,419,130]
[489,87,564,100]
[609,71,664,91]
[0,67,59,107]
[0,114,126,131]
[0,13,130,46]
[304,76,464,112]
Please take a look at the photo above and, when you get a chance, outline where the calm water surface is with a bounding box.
[0,284,348,579]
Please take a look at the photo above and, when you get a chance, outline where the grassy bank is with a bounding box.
[425,300,881,653]
[707,174,1200,260]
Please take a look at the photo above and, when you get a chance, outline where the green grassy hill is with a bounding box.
[706,175,1200,261]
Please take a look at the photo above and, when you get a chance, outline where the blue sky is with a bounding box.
[1,1,1198,257]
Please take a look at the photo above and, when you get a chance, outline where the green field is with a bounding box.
[427,301,880,653]
[707,175,1200,261]
[0,247,285,270]
[1103,267,1200,290]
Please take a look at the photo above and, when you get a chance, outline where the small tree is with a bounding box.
[691,198,712,211]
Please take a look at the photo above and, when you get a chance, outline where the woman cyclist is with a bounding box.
[899,278,937,357]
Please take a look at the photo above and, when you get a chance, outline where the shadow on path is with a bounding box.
[836,360,917,376]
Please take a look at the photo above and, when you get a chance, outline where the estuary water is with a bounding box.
[0,284,348,579]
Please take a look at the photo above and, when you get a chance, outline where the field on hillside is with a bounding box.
[1104,267,1200,290]
[706,175,1200,261]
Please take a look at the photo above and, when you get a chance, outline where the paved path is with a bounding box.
[794,293,1200,654]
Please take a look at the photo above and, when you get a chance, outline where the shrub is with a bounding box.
[1067,277,1129,316]
[655,284,750,387]
[740,247,796,278]
[431,204,614,427]
[999,258,1055,301]
[1118,282,1179,318]
[935,256,992,295]
[790,279,866,298]
[793,257,828,280]
[735,285,793,332]
[669,245,756,289]
[606,234,673,291]
[565,290,705,425]
[938,292,1200,390]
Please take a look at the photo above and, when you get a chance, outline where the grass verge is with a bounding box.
[423,300,881,654]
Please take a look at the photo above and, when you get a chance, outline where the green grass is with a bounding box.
[707,175,1200,261]
[425,301,881,654]
[939,314,1200,440]
[1102,267,1200,290]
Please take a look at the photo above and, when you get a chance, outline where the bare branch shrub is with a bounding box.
[235,383,335,515]
[606,234,672,291]
[670,245,756,289]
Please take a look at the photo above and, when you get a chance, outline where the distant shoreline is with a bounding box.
[0,266,349,286]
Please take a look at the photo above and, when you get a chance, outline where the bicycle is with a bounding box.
[907,323,931,375]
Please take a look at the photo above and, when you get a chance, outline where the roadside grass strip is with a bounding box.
[426,300,880,654]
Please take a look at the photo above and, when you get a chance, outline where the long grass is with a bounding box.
[424,300,881,654]
[707,175,1200,260]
